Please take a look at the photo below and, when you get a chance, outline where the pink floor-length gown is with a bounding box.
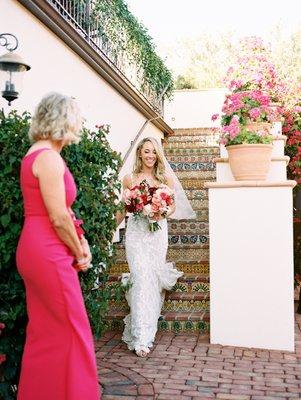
[16,148,100,400]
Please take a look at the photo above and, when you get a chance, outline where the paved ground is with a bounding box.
[96,313,301,400]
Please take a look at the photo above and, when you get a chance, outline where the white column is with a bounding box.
[205,181,295,351]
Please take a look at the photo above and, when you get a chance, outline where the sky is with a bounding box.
[126,0,301,49]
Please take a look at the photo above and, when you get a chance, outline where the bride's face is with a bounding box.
[140,141,157,169]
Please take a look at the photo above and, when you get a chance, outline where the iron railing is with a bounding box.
[47,0,164,114]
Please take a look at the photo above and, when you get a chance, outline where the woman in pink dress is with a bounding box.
[16,92,100,399]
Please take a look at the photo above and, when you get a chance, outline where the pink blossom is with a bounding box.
[211,113,219,121]
[249,107,261,119]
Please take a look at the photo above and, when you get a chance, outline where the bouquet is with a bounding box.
[122,180,174,232]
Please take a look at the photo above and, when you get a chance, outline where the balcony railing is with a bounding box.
[47,0,164,114]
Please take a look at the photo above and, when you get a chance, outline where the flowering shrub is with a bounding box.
[283,105,301,183]
[213,89,277,146]
[219,89,280,126]
[224,36,291,104]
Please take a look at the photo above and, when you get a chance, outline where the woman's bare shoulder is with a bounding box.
[34,150,65,176]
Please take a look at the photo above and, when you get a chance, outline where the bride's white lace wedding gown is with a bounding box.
[122,214,183,353]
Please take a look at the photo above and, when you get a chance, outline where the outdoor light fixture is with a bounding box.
[0,33,31,105]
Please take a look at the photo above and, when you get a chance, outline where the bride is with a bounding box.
[116,137,195,357]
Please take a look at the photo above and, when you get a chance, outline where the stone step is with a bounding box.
[164,147,220,156]
[114,246,209,263]
[175,170,216,180]
[170,161,216,172]
[109,262,209,275]
[172,127,219,136]
[167,154,216,163]
[106,310,210,332]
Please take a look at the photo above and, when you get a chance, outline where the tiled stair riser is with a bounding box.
[170,161,216,171]
[117,232,209,246]
[165,147,219,156]
[109,262,210,275]
[172,127,219,136]
[115,247,210,263]
[167,135,220,143]
[167,154,216,163]
[165,141,219,149]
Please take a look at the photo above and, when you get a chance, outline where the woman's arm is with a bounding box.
[116,174,131,227]
[165,174,176,218]
[33,150,88,264]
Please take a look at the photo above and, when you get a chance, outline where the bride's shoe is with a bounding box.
[135,347,149,358]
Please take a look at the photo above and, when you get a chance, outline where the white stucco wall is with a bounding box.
[164,89,227,129]
[0,0,164,160]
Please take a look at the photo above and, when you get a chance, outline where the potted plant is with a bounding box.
[220,116,273,180]
[212,89,281,181]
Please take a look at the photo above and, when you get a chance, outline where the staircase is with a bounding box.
[107,127,219,333]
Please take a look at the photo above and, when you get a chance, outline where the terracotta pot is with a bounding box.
[227,143,273,181]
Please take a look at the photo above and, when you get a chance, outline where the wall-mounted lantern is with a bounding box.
[0,33,31,105]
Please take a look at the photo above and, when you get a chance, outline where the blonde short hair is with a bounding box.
[133,137,166,183]
[29,92,83,143]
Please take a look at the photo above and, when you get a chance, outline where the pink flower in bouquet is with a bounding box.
[211,113,219,121]
[151,203,160,213]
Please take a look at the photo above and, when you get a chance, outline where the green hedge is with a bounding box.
[0,111,122,399]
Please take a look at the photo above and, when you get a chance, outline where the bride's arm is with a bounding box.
[116,174,131,227]
[165,174,176,218]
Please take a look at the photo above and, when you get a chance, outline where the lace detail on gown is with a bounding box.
[122,215,183,352]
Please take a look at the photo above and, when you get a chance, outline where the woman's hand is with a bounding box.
[74,238,92,272]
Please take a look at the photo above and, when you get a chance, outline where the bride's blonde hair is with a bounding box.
[133,137,166,183]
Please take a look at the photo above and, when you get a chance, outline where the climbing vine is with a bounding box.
[72,0,173,103]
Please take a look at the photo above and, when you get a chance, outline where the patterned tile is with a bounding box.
[164,141,218,149]
[172,127,219,136]
[167,134,220,143]
[168,220,209,234]
[109,298,209,313]
[108,262,210,275]
[164,147,220,155]
[168,234,209,246]
[184,189,208,200]
[176,170,215,179]
[180,178,212,189]
[167,154,215,163]
[115,246,210,263]
[170,161,216,171]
